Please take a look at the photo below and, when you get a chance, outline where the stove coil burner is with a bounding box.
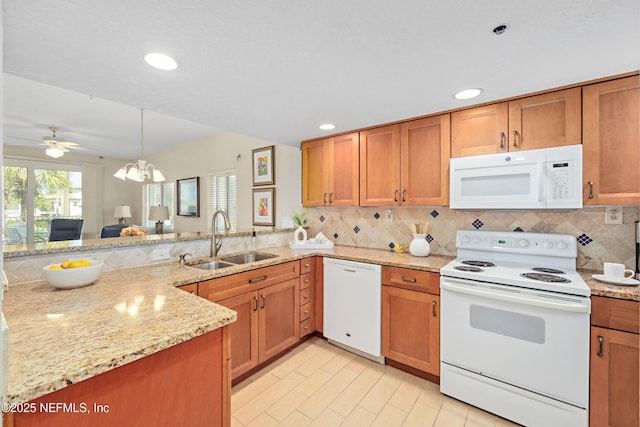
[462,260,496,267]
[454,265,484,272]
[521,272,571,283]
[532,267,566,274]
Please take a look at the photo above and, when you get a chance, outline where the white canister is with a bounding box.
[294,226,308,243]
[409,234,431,257]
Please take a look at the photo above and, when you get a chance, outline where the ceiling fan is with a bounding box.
[41,127,81,158]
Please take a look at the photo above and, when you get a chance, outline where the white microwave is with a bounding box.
[450,145,583,209]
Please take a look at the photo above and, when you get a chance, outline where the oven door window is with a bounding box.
[470,305,545,344]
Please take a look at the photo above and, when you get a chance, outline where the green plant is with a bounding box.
[292,210,307,227]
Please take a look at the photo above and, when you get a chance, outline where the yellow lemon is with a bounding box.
[60,260,73,269]
[68,260,92,268]
[49,265,63,270]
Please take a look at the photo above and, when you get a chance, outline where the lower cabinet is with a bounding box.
[590,296,639,427]
[381,266,440,378]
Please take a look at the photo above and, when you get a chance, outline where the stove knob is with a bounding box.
[556,240,568,249]
[461,235,471,244]
[542,240,553,249]
[518,239,529,248]
[472,236,481,244]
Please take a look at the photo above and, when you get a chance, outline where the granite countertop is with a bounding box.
[3,245,637,406]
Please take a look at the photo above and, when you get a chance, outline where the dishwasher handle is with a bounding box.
[441,279,590,313]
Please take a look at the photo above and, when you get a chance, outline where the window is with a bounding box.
[143,182,175,230]
[3,159,82,243]
[208,170,237,232]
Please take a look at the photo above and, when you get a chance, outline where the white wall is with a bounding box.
[144,131,301,231]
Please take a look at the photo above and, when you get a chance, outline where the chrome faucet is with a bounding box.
[211,210,231,257]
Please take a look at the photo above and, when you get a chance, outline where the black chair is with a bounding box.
[48,219,84,242]
[100,224,132,238]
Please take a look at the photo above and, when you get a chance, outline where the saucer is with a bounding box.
[592,274,640,286]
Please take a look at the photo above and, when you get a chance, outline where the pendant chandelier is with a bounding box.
[113,109,166,182]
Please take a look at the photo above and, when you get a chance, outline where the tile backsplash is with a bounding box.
[305,206,640,271]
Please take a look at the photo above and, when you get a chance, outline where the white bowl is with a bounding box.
[43,259,104,289]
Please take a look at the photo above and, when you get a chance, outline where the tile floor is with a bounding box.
[231,337,521,427]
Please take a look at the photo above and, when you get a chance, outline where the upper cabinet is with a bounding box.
[451,88,581,157]
[301,132,359,207]
[583,76,640,206]
[360,115,450,206]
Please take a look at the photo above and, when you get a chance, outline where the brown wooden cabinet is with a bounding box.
[451,88,581,157]
[381,266,440,378]
[360,115,450,206]
[299,257,315,338]
[583,75,640,205]
[590,296,639,427]
[301,132,359,206]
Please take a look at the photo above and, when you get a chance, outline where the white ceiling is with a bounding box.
[3,0,639,160]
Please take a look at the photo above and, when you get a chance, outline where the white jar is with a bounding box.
[409,234,431,257]
[294,226,307,243]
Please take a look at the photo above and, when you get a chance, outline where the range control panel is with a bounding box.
[456,230,577,258]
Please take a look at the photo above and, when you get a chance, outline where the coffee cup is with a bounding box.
[603,262,634,280]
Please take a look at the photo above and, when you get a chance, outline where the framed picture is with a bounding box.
[252,188,275,226]
[176,177,200,217]
[252,145,275,186]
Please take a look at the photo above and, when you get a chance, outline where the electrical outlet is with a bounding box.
[385,209,393,222]
[152,247,171,261]
[605,206,623,225]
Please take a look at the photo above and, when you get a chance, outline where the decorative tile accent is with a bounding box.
[514,227,523,232]
[353,226,360,234]
[388,242,395,249]
[374,213,380,219]
[431,210,439,218]
[472,219,484,229]
[426,234,434,243]
[577,234,593,246]
[319,215,325,223]
[333,233,339,239]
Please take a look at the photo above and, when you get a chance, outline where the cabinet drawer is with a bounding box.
[591,296,639,334]
[178,283,198,295]
[299,302,312,321]
[300,272,312,290]
[300,287,312,305]
[382,266,439,294]
[299,318,313,337]
[300,258,314,275]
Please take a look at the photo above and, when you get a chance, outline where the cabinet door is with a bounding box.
[302,139,330,206]
[583,76,640,205]
[360,124,401,206]
[382,285,439,376]
[400,115,451,206]
[218,291,259,380]
[329,132,360,206]
[508,87,581,151]
[590,326,639,427]
[451,103,508,157]
[259,278,300,362]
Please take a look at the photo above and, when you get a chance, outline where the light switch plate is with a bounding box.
[152,247,171,261]
[385,209,393,222]
[605,206,623,225]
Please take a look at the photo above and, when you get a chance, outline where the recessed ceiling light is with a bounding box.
[144,53,178,71]
[319,123,336,130]
[454,88,483,100]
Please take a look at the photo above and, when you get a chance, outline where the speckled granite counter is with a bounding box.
[581,270,640,302]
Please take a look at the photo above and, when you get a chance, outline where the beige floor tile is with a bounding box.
[266,369,333,421]
[308,408,345,427]
[232,373,280,409]
[230,415,244,427]
[341,406,377,427]
[246,412,278,427]
[403,401,439,427]
[234,371,306,425]
[295,344,341,377]
[328,364,386,416]
[371,404,408,427]
[495,416,522,426]
[320,346,356,375]
[465,406,498,426]
[434,408,467,427]
[278,410,313,427]
[297,365,359,419]
[267,339,326,379]
[359,367,406,414]
[342,352,380,375]
[417,380,445,410]
[388,374,424,412]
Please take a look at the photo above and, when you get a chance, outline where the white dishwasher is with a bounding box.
[323,258,383,363]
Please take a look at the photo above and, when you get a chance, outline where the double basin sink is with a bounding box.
[187,252,279,271]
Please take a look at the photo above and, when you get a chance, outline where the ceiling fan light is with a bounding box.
[113,167,128,180]
[45,146,64,158]
[125,166,142,181]
[152,169,166,182]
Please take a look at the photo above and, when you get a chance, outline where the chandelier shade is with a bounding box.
[114,109,165,183]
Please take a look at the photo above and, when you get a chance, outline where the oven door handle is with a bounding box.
[441,280,590,313]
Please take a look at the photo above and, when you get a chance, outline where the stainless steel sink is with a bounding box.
[220,252,279,265]
[188,260,236,271]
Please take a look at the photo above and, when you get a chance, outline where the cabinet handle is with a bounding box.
[499,132,506,148]
[303,294,309,300]
[323,192,327,204]
[402,189,406,202]
[432,300,437,317]
[329,192,334,203]
[512,130,519,147]
[401,276,417,283]
[249,275,268,284]
[588,181,594,199]
[260,294,266,309]
[597,335,604,357]
[304,310,309,315]
[253,296,259,311]
[394,189,398,202]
